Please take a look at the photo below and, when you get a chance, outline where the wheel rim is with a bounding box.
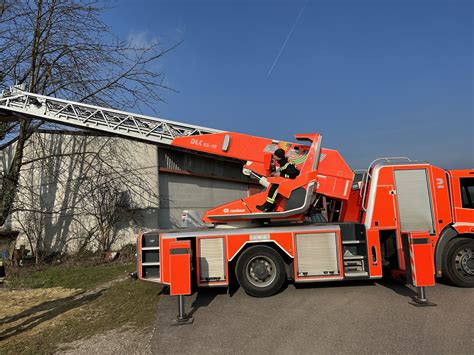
[245,255,277,288]
[454,247,474,277]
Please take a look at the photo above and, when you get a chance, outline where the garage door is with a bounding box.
[158,173,249,228]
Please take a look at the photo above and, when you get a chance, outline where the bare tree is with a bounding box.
[9,131,160,261]
[82,170,135,253]
[14,209,46,263]
[0,0,176,227]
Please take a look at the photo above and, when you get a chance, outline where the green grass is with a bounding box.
[1,262,162,355]
[5,262,135,290]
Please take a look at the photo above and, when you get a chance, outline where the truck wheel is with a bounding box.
[235,245,286,297]
[443,238,474,288]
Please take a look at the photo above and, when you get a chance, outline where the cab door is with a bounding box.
[450,171,474,224]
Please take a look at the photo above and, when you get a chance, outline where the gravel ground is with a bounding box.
[56,327,153,355]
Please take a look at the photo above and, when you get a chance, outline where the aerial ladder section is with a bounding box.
[0,85,220,145]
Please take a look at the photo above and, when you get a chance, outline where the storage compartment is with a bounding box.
[142,250,160,263]
[394,169,435,234]
[142,233,159,248]
[342,245,362,257]
[140,232,160,282]
[142,265,160,279]
[342,239,367,259]
[339,223,369,278]
[339,223,366,241]
[343,260,365,272]
[199,238,226,283]
[344,260,363,267]
[379,229,399,269]
[296,232,340,277]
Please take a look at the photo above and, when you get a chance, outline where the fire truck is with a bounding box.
[1,86,473,315]
[136,131,473,304]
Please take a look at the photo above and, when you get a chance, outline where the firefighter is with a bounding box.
[256,148,300,212]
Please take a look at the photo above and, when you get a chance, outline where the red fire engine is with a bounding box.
[0,87,472,322]
[136,131,473,319]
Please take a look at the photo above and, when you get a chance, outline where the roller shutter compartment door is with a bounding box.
[394,169,435,234]
[296,232,340,276]
[199,238,226,282]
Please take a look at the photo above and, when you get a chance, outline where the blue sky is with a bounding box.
[104,0,473,169]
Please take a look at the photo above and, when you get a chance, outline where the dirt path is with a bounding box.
[0,287,80,341]
[56,326,153,355]
[0,275,156,354]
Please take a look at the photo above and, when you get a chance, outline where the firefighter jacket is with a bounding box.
[278,158,300,179]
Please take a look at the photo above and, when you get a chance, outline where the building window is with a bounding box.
[460,178,474,209]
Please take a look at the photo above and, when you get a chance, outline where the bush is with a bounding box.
[119,243,136,262]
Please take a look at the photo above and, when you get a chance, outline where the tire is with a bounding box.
[442,237,474,288]
[235,245,287,297]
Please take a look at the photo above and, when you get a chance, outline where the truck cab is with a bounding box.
[340,161,474,288]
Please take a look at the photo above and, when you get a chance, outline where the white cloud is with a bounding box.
[127,31,160,49]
